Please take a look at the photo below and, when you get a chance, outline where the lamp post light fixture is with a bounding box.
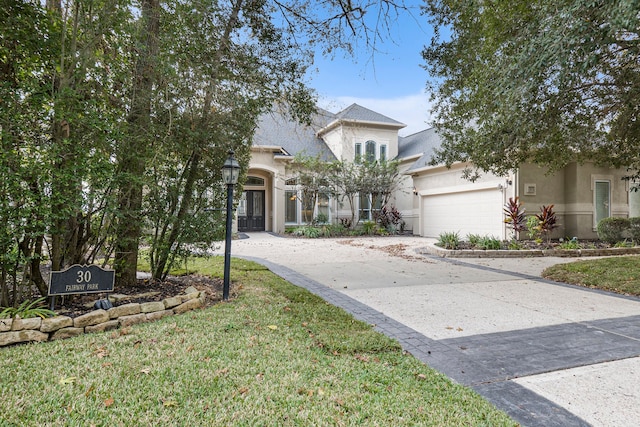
[221,150,240,301]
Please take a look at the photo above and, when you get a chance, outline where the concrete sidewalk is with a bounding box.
[215,233,640,426]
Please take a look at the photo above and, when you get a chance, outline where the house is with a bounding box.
[242,103,635,240]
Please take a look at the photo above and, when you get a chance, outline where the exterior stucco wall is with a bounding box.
[246,149,288,233]
[517,162,630,239]
[392,160,419,232]
[324,124,399,162]
[517,163,566,238]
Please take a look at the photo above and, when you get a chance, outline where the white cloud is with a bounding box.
[317,90,435,137]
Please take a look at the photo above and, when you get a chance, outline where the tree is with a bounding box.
[423,0,640,176]
[359,159,400,218]
[287,156,332,224]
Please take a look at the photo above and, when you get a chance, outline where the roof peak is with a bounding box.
[334,103,405,127]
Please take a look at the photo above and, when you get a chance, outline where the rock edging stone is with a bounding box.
[0,286,206,348]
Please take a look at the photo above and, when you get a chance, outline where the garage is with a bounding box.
[421,188,505,239]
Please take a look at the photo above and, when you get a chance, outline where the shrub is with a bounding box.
[377,205,403,232]
[292,226,321,238]
[526,215,542,242]
[629,217,640,242]
[466,233,482,248]
[361,220,378,236]
[477,235,502,250]
[597,217,630,244]
[1,297,55,319]
[558,237,580,250]
[338,217,353,229]
[313,213,329,225]
[437,231,460,249]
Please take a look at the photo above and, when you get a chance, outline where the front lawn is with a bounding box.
[543,255,640,296]
[1,257,515,426]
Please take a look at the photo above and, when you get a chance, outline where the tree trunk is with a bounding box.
[114,0,159,287]
[152,152,201,280]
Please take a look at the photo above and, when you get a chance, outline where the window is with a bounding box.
[379,144,387,161]
[317,192,330,222]
[359,192,371,220]
[246,176,264,186]
[365,140,376,162]
[359,192,383,221]
[354,143,362,162]
[285,191,297,223]
[594,180,610,227]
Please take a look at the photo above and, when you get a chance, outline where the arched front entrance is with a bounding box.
[238,175,266,232]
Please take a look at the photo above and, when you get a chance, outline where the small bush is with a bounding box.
[466,233,482,248]
[292,226,321,238]
[1,297,55,319]
[597,217,630,244]
[377,205,403,232]
[361,220,378,236]
[478,235,502,250]
[313,213,329,225]
[526,215,542,242]
[558,237,580,250]
[629,217,640,242]
[437,231,460,249]
[338,217,353,229]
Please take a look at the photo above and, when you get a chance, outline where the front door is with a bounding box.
[238,190,265,232]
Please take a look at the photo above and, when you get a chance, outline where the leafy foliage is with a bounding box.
[423,0,640,176]
[535,205,558,244]
[596,217,630,244]
[0,297,55,319]
[437,231,460,250]
[1,0,413,304]
[377,205,404,233]
[629,217,640,242]
[526,216,542,242]
[503,197,526,238]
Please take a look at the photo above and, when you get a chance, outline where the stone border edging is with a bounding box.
[422,243,640,258]
[0,286,206,347]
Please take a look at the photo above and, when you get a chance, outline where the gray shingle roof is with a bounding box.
[398,128,442,171]
[334,104,406,128]
[252,107,337,161]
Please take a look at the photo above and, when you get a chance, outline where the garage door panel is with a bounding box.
[423,190,503,238]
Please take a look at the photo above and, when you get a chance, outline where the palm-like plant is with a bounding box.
[536,205,558,244]
[503,197,526,239]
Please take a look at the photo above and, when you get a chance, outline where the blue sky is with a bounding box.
[307,2,435,136]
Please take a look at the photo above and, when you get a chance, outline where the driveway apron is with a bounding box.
[218,233,640,427]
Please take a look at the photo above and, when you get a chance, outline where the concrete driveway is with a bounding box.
[214,233,640,427]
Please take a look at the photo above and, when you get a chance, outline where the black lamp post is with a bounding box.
[221,150,240,301]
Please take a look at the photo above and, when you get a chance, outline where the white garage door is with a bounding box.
[422,189,504,238]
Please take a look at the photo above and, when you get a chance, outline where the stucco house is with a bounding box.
[242,103,636,240]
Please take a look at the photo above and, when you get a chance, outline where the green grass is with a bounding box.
[0,257,516,426]
[543,255,640,296]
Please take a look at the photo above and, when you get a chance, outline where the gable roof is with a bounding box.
[318,103,406,136]
[399,128,442,171]
[252,107,337,161]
